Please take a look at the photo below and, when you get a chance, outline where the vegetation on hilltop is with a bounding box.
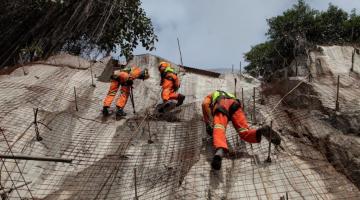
[0,0,157,67]
[244,0,360,78]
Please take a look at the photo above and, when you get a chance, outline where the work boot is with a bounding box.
[211,148,225,170]
[158,102,170,113]
[176,94,185,106]
[257,125,281,145]
[102,107,110,116]
[116,108,127,117]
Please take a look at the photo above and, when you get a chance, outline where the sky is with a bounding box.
[133,0,360,69]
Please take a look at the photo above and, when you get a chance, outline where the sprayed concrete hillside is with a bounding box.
[0,49,359,199]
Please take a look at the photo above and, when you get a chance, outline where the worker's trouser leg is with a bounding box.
[213,112,229,150]
[231,108,259,143]
[161,88,179,102]
[103,80,119,107]
[116,86,130,109]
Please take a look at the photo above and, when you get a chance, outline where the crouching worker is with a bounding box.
[202,90,281,170]
[103,64,149,117]
[158,62,185,112]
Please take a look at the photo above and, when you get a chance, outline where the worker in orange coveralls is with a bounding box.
[202,90,281,170]
[158,62,185,112]
[103,63,149,117]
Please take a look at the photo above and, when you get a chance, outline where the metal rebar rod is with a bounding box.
[90,63,96,87]
[0,181,32,195]
[177,38,183,66]
[33,108,38,122]
[33,108,42,141]
[130,86,136,114]
[266,121,273,163]
[0,154,72,163]
[134,168,138,200]
[335,75,340,111]
[234,78,237,97]
[74,86,78,111]
[241,88,244,110]
[147,120,153,144]
[351,48,355,72]
[37,122,52,131]
[240,61,242,74]
[253,87,256,124]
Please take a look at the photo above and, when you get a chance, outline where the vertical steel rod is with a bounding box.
[240,61,242,74]
[74,87,78,111]
[335,75,340,111]
[253,87,256,124]
[234,78,237,97]
[130,86,136,114]
[266,121,273,163]
[134,168,138,200]
[90,64,96,87]
[241,88,244,111]
[351,48,355,72]
[177,38,183,66]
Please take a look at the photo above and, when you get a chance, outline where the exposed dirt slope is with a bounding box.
[0,51,359,199]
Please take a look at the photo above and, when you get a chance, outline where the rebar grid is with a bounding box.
[0,55,359,199]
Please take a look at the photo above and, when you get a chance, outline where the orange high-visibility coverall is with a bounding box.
[160,71,181,102]
[103,66,143,109]
[202,93,259,150]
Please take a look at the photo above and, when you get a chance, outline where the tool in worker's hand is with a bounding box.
[130,86,136,114]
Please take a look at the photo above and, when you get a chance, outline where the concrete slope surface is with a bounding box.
[0,47,359,199]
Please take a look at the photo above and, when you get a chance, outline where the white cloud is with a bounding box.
[134,0,360,69]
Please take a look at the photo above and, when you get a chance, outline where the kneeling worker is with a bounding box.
[158,62,185,112]
[202,90,281,170]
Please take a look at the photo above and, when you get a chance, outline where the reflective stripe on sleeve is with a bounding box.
[237,128,248,132]
[214,124,225,130]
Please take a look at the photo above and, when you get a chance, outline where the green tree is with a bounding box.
[244,41,276,77]
[344,9,360,42]
[266,0,316,67]
[244,0,360,79]
[0,0,157,67]
[314,4,348,43]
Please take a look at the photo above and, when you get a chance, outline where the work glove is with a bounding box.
[175,85,180,91]
[139,69,150,80]
[110,74,118,80]
[206,124,213,136]
[124,79,133,86]
[257,125,281,146]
